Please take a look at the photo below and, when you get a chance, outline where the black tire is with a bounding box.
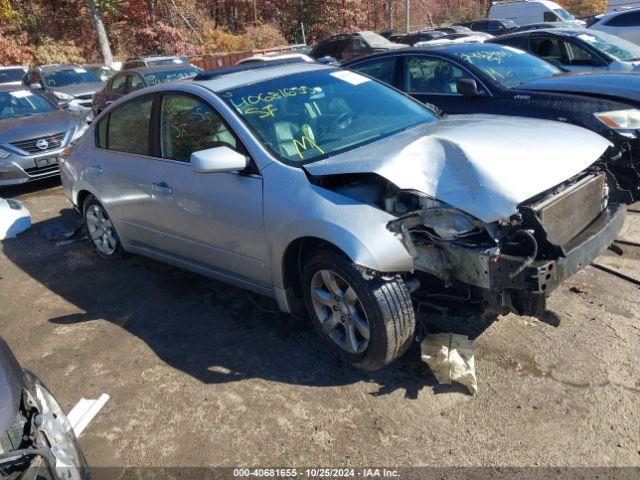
[82,194,125,259]
[301,249,416,371]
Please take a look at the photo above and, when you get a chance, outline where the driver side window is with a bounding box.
[160,94,239,163]
[403,56,472,94]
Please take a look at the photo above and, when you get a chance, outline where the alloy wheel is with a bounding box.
[85,204,118,256]
[310,269,370,354]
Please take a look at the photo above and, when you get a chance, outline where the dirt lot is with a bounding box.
[1,179,640,471]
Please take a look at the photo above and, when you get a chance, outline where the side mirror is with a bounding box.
[191,146,248,173]
[30,82,43,90]
[456,78,484,97]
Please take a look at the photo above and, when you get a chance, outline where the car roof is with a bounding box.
[0,66,27,70]
[121,64,201,75]
[194,62,331,93]
[0,84,30,92]
[36,63,85,72]
[596,6,640,18]
[498,27,587,39]
[125,55,185,61]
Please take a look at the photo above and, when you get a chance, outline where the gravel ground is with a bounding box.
[1,179,639,472]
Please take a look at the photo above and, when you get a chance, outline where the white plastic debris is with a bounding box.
[0,197,31,240]
[421,333,479,396]
[67,393,110,437]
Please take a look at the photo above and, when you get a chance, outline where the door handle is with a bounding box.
[152,182,173,196]
[89,165,104,175]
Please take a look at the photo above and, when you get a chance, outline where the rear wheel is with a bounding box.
[83,195,124,259]
[301,250,415,371]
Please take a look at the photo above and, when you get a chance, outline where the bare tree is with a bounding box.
[87,0,114,66]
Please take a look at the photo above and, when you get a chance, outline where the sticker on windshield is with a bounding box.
[172,59,183,64]
[10,90,32,99]
[73,68,87,73]
[330,70,370,86]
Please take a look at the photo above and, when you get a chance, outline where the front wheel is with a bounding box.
[301,250,416,371]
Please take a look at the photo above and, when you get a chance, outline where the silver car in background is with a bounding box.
[0,86,88,187]
[61,63,625,371]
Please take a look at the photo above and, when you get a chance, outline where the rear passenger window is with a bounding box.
[350,57,397,86]
[160,94,238,163]
[99,96,153,155]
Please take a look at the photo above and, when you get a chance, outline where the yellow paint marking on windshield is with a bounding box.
[245,104,278,119]
[293,135,324,159]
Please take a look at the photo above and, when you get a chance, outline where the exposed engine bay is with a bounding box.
[311,163,627,320]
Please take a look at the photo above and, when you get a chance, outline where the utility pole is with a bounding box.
[301,22,306,45]
[388,0,393,30]
[405,0,410,32]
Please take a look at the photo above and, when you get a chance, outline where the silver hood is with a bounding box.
[304,115,612,223]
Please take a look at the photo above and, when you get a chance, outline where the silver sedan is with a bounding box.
[62,62,624,370]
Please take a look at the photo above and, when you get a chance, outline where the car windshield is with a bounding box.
[360,32,393,47]
[455,45,561,87]
[554,8,574,20]
[221,68,436,165]
[575,30,640,62]
[0,90,55,120]
[43,68,101,87]
[144,67,201,86]
[0,69,25,84]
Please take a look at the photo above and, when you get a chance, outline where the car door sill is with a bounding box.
[125,243,275,299]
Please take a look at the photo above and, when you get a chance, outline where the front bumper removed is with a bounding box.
[481,203,626,317]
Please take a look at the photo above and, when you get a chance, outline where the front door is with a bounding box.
[148,92,270,285]
[399,55,492,114]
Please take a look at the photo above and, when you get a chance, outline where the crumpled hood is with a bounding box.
[304,115,612,223]
[0,337,23,436]
[0,109,79,144]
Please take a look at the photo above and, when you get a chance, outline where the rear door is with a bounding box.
[146,92,270,285]
[91,94,157,247]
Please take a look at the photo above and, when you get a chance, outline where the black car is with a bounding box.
[455,19,519,35]
[398,30,447,45]
[428,25,472,34]
[92,64,202,114]
[507,21,580,34]
[489,28,640,72]
[345,43,640,201]
[22,64,105,120]
[309,31,404,63]
[0,336,89,479]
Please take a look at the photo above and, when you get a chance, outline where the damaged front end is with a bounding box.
[387,172,626,319]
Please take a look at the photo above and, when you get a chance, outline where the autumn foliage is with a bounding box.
[0,0,608,66]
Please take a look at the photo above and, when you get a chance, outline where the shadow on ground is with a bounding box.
[3,207,496,399]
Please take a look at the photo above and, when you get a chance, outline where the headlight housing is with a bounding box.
[0,148,11,159]
[53,91,74,101]
[594,109,640,131]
